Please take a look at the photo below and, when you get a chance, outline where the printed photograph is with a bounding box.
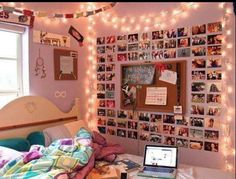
[97,108,106,116]
[127,111,137,120]
[177,48,191,57]
[189,140,203,150]
[192,24,206,35]
[205,130,219,140]
[117,53,127,61]
[98,126,106,134]
[107,118,116,127]
[163,29,177,38]
[163,114,175,124]
[163,49,176,59]
[97,117,106,125]
[190,117,204,127]
[117,35,127,42]
[192,70,206,80]
[190,105,204,115]
[139,52,151,60]
[139,122,150,131]
[152,50,164,60]
[106,45,115,53]
[176,116,189,126]
[205,118,219,129]
[192,58,206,69]
[97,46,105,54]
[139,112,150,121]
[105,91,115,99]
[207,70,222,80]
[139,132,150,141]
[106,64,115,72]
[117,110,127,118]
[176,127,189,137]
[177,38,190,48]
[152,30,164,40]
[107,109,116,117]
[106,100,115,108]
[207,58,222,68]
[139,41,151,50]
[177,27,190,37]
[97,73,105,81]
[191,82,205,92]
[117,119,127,128]
[176,138,189,148]
[192,36,207,46]
[140,32,150,41]
[207,34,223,45]
[206,106,221,116]
[128,121,138,130]
[107,128,116,135]
[117,129,126,138]
[97,83,105,91]
[189,129,204,139]
[106,83,115,91]
[128,131,138,139]
[128,33,138,43]
[152,40,164,50]
[207,45,222,56]
[117,43,127,52]
[150,123,162,133]
[128,43,139,51]
[192,46,206,56]
[207,22,222,33]
[128,52,139,61]
[150,134,162,143]
[106,73,115,81]
[204,141,219,152]
[150,114,162,122]
[163,125,175,135]
[207,94,221,104]
[97,55,106,63]
[164,136,175,146]
[107,54,115,62]
[98,100,106,108]
[106,35,116,44]
[97,91,105,99]
[97,64,105,72]
[97,37,105,45]
[164,39,176,48]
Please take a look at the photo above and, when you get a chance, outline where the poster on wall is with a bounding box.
[33,30,71,47]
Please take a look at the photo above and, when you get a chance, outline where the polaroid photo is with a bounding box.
[98,100,106,108]
[139,112,150,122]
[177,27,190,37]
[107,128,116,136]
[163,125,175,135]
[107,118,116,127]
[204,141,219,152]
[128,43,139,51]
[117,119,127,128]
[174,106,183,114]
[107,109,116,118]
[191,93,205,103]
[139,41,151,50]
[106,45,116,53]
[117,110,127,118]
[128,52,139,61]
[97,37,105,45]
[207,94,221,104]
[150,123,162,133]
[128,33,138,43]
[127,110,138,120]
[164,136,175,146]
[178,38,190,48]
[97,117,106,125]
[192,70,206,80]
[205,118,220,129]
[207,45,222,56]
[97,91,105,99]
[106,73,115,81]
[189,140,203,150]
[192,58,206,69]
[106,100,115,108]
[106,35,116,44]
[176,138,189,148]
[128,131,138,139]
[176,116,189,126]
[190,117,204,127]
[152,50,164,60]
[205,130,219,140]
[106,83,115,91]
[106,64,115,72]
[192,36,207,46]
[191,82,205,92]
[139,52,151,60]
[207,22,222,33]
[163,49,176,59]
[105,91,115,99]
[207,82,221,93]
[150,114,162,122]
[97,108,106,116]
[97,46,105,54]
[192,46,206,56]
[97,73,105,81]
[107,54,115,62]
[150,134,162,143]
[189,129,204,139]
[117,129,126,138]
[117,53,127,62]
[152,30,164,40]
[163,114,175,124]
[97,64,105,72]
[177,48,191,57]
[97,55,106,63]
[174,115,183,121]
[163,29,177,38]
[139,132,150,141]
[206,106,221,116]
[164,39,176,49]
[190,105,204,115]
[207,58,222,68]
[117,43,127,52]
[139,122,150,131]
[97,126,106,134]
[117,35,127,42]
[152,40,164,50]
[128,121,138,130]
[192,24,206,35]
[97,83,105,91]
[207,34,223,45]
[140,32,150,41]
[176,127,189,137]
[207,70,222,80]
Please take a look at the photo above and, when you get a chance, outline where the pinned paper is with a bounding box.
[145,87,167,105]
[159,70,177,85]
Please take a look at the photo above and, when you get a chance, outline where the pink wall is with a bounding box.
[16,2,235,171]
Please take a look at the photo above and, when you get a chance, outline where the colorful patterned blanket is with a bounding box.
[0,128,93,179]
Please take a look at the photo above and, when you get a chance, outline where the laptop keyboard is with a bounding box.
[144,167,174,173]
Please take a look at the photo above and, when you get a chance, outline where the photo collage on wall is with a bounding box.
[96,21,222,153]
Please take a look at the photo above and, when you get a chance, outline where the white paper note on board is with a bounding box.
[159,70,177,85]
[60,56,73,74]
[145,87,167,105]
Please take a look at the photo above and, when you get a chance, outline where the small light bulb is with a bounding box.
[226,8,232,14]
[227,86,233,93]
[219,2,225,9]
[226,30,231,35]
[227,116,232,122]
[222,51,226,57]
[193,3,199,9]
[62,18,68,23]
[227,43,232,49]
[226,64,232,71]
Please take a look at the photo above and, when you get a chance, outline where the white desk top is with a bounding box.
[116,154,235,179]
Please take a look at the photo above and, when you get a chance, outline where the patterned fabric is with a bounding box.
[0,128,93,179]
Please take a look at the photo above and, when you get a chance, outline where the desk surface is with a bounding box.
[116,154,235,179]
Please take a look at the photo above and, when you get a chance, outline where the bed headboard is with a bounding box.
[0,96,80,139]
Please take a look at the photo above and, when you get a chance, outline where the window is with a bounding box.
[0,29,26,108]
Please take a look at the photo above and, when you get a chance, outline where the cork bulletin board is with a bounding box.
[120,60,187,113]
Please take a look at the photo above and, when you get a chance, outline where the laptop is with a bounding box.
[137,145,178,178]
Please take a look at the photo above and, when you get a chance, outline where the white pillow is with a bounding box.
[0,146,23,161]
[64,120,91,137]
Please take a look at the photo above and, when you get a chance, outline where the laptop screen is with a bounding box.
[144,145,177,168]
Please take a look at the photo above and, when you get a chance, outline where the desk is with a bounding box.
[116,154,235,179]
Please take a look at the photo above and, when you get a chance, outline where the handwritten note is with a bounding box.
[159,70,177,85]
[145,87,167,105]
[60,56,73,74]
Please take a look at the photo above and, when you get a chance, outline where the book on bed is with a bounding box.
[113,159,141,172]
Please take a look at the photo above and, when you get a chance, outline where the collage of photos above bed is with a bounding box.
[96,21,223,153]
